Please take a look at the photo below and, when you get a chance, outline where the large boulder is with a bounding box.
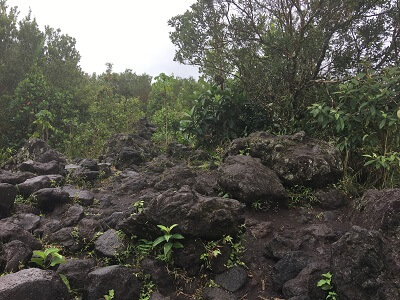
[353,189,400,234]
[0,268,69,300]
[119,185,245,240]
[331,226,400,300]
[218,155,287,204]
[225,131,343,188]
[84,265,141,300]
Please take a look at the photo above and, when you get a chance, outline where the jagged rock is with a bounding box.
[315,188,346,210]
[0,220,41,250]
[218,155,287,204]
[0,268,69,299]
[144,155,177,173]
[62,204,84,227]
[61,185,94,206]
[80,159,99,171]
[119,185,245,240]
[33,187,70,212]
[16,175,63,198]
[282,262,329,299]
[84,265,141,300]
[4,213,41,232]
[225,131,343,187]
[215,265,248,292]
[19,159,64,175]
[154,165,196,191]
[0,240,32,272]
[141,258,175,295]
[202,287,238,300]
[172,239,203,276]
[5,139,66,170]
[353,189,400,234]
[0,183,17,218]
[264,232,301,260]
[193,170,220,196]
[331,226,399,300]
[103,127,158,169]
[0,170,35,185]
[272,251,310,291]
[94,229,125,257]
[57,258,96,291]
[46,227,78,251]
[103,211,127,229]
[117,171,150,194]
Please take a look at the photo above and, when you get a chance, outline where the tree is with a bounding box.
[169,0,400,125]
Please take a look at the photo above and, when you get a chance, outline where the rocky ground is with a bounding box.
[0,121,399,300]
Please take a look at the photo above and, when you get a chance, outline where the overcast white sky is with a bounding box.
[7,0,199,78]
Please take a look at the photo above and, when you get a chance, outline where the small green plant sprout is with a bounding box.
[200,241,222,270]
[317,272,338,300]
[30,247,66,269]
[103,289,114,300]
[153,224,184,262]
[133,200,145,214]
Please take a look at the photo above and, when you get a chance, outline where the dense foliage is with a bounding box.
[1,0,399,188]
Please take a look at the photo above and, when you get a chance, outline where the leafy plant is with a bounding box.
[317,272,338,300]
[139,274,155,300]
[103,289,114,300]
[30,247,66,269]
[0,147,13,166]
[152,224,184,262]
[308,66,400,187]
[200,241,222,270]
[363,152,400,187]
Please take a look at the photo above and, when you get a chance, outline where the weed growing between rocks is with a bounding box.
[287,185,319,208]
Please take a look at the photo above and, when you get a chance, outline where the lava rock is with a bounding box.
[172,239,203,276]
[19,160,64,175]
[353,189,400,234]
[119,185,245,240]
[62,204,84,227]
[214,265,248,292]
[94,229,125,257]
[225,131,343,187]
[218,155,287,204]
[57,258,96,291]
[17,175,63,198]
[84,265,141,300]
[331,226,399,300]
[272,251,310,291]
[154,164,196,191]
[202,287,238,300]
[33,188,70,212]
[61,185,94,206]
[0,268,69,300]
[141,258,175,295]
[0,240,32,272]
[0,170,35,185]
[0,220,41,250]
[315,188,346,210]
[4,213,41,232]
[0,183,17,218]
